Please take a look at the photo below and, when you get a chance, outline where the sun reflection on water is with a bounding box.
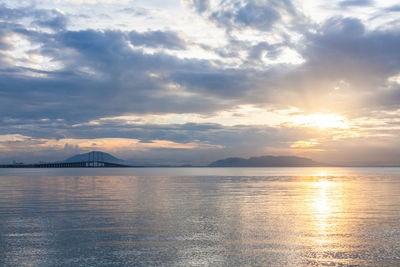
[296,175,351,264]
[312,179,333,247]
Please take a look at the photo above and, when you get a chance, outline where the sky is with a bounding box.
[0,0,400,165]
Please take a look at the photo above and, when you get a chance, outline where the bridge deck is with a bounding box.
[0,161,135,168]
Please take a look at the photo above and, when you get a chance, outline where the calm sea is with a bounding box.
[0,167,399,266]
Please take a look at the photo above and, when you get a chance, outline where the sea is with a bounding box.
[0,167,399,266]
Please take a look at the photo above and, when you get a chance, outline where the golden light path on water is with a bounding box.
[303,178,346,262]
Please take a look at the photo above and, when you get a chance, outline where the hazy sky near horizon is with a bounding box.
[1,0,400,165]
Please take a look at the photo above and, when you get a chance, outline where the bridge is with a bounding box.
[0,152,135,168]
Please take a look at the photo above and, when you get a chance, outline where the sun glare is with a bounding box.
[293,113,349,129]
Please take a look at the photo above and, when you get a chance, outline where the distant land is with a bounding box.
[3,151,400,168]
[209,155,323,167]
[64,151,124,164]
[65,153,323,167]
[65,152,193,167]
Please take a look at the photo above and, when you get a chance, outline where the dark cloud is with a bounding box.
[0,28,12,50]
[0,4,28,21]
[234,2,280,31]
[189,0,299,32]
[170,70,260,98]
[0,4,67,31]
[188,0,210,14]
[0,24,230,123]
[247,41,283,60]
[32,9,68,31]
[339,0,374,8]
[129,30,186,50]
[385,5,400,12]
[210,1,280,32]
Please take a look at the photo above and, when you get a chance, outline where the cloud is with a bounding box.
[187,0,210,14]
[170,69,259,98]
[269,17,400,113]
[339,0,374,8]
[234,2,281,30]
[2,4,400,119]
[32,9,68,31]
[2,8,400,121]
[200,0,299,32]
[0,6,22,22]
[118,7,152,16]
[1,2,400,164]
[129,30,186,50]
[385,5,400,12]
[41,0,129,3]
[0,4,68,31]
[210,2,280,32]
[0,23,237,124]
[0,120,317,164]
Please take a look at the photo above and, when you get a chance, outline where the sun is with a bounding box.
[293,113,349,129]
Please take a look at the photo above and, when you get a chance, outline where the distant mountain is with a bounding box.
[64,151,124,164]
[209,155,322,167]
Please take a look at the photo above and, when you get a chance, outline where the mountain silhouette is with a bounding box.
[64,151,124,164]
[209,155,321,167]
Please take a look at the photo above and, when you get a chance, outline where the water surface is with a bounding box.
[0,168,399,266]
